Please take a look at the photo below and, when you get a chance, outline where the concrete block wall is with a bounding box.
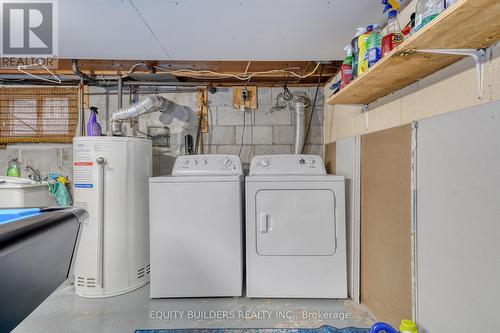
[203,86,324,168]
[88,85,324,173]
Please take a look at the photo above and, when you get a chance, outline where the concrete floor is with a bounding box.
[14,280,375,332]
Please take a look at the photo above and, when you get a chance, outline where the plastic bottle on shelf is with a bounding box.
[382,10,404,57]
[367,24,382,68]
[340,45,353,89]
[357,27,371,76]
[351,27,367,80]
[414,0,444,32]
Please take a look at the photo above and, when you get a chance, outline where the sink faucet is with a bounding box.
[25,165,44,182]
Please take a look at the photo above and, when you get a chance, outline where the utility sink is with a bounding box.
[0,176,55,208]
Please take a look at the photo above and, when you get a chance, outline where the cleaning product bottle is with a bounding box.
[399,319,418,333]
[414,0,444,32]
[382,10,404,57]
[369,322,398,333]
[340,45,353,89]
[351,27,367,80]
[7,158,21,177]
[367,24,382,68]
[357,27,371,76]
[87,106,102,136]
[369,320,419,333]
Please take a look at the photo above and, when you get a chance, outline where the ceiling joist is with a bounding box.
[0,59,341,86]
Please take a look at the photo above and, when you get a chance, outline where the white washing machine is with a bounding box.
[149,154,243,298]
[246,154,347,298]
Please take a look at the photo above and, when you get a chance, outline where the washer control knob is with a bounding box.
[260,158,271,167]
[299,158,306,165]
[200,158,208,166]
[308,159,316,165]
[222,158,232,167]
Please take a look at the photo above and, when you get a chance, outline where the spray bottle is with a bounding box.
[340,45,353,89]
[382,10,404,57]
[87,106,102,136]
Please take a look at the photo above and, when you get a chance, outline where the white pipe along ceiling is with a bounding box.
[58,0,386,61]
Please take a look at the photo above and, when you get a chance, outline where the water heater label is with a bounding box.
[74,161,94,188]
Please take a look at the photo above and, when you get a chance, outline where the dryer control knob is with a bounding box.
[200,158,208,165]
[308,159,316,165]
[260,159,270,167]
[299,158,306,165]
[222,158,233,167]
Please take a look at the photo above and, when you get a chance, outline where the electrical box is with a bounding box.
[232,86,257,110]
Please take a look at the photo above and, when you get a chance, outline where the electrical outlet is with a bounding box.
[233,86,257,110]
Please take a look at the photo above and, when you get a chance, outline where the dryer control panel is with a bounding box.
[172,154,243,176]
[249,154,326,175]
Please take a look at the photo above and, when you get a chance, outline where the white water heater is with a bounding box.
[72,136,151,298]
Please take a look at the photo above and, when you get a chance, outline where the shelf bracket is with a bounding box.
[416,48,486,98]
[361,104,369,130]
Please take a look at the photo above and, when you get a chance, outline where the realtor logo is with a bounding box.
[1,0,58,68]
[2,1,54,54]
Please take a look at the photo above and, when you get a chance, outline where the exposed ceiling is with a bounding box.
[58,0,386,61]
[1,0,388,85]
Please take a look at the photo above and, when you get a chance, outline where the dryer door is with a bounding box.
[255,189,336,256]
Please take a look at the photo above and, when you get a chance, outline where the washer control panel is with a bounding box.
[249,154,326,175]
[172,154,243,176]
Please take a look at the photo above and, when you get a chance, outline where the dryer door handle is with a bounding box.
[259,213,269,233]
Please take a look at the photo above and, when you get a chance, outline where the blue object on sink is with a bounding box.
[0,208,41,224]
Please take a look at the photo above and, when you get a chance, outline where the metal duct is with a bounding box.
[293,99,306,154]
[110,95,175,136]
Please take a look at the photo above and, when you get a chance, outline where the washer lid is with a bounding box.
[172,154,243,176]
[249,154,326,175]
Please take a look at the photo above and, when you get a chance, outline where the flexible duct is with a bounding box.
[293,98,307,154]
[110,95,175,136]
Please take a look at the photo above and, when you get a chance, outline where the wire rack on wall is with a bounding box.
[0,87,79,143]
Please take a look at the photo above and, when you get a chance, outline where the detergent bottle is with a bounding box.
[382,10,404,57]
[367,24,382,68]
[414,0,444,32]
[86,106,102,136]
[357,27,371,77]
[340,45,353,89]
[351,27,367,80]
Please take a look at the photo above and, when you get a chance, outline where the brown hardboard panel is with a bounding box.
[325,142,336,174]
[360,124,412,326]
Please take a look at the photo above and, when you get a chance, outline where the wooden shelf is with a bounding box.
[327,0,500,105]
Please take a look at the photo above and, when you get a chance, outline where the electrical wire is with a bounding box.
[301,64,324,154]
[243,61,252,76]
[238,106,246,157]
[282,73,294,101]
[121,62,149,78]
[153,62,320,81]
[239,75,252,157]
